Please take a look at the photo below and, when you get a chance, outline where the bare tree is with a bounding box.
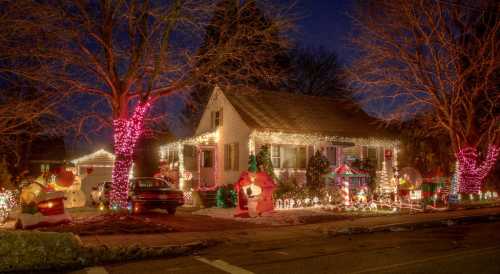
[285,47,347,99]
[5,0,293,208]
[350,0,499,193]
[0,2,68,170]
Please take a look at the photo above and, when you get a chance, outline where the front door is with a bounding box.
[199,147,216,187]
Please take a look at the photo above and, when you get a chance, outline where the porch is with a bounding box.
[159,130,219,191]
[249,130,400,185]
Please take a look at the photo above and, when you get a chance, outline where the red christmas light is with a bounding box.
[457,145,499,194]
[110,102,151,209]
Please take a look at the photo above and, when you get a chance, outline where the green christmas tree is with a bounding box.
[256,145,275,178]
[306,150,330,195]
[248,154,257,173]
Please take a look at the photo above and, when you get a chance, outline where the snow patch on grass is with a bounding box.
[192,207,352,226]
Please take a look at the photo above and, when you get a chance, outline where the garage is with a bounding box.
[71,149,115,206]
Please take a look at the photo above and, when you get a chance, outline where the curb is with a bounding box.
[323,213,500,237]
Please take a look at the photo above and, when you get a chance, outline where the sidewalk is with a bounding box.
[79,206,500,247]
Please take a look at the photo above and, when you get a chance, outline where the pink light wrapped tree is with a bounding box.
[457,146,499,194]
[110,102,151,208]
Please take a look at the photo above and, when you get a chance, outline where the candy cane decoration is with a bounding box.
[342,180,350,206]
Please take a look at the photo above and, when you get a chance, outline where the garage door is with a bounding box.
[81,166,113,206]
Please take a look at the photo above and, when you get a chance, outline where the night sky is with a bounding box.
[294,0,354,63]
[74,0,357,151]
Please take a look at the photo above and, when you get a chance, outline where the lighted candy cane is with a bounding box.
[342,180,350,206]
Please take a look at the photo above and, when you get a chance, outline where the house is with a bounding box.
[27,136,67,178]
[71,149,115,204]
[160,87,400,191]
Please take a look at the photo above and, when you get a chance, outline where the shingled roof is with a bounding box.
[222,89,396,139]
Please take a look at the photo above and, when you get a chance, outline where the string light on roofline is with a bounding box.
[71,149,116,164]
[249,130,399,147]
[160,130,219,152]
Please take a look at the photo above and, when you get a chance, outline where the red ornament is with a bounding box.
[56,170,75,187]
[86,167,94,175]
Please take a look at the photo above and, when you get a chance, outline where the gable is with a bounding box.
[195,86,250,135]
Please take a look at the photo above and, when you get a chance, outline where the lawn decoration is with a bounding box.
[421,168,448,206]
[56,169,75,188]
[234,155,276,217]
[399,167,423,201]
[16,182,70,229]
[329,164,370,206]
[0,188,17,224]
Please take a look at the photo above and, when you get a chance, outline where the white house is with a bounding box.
[160,87,400,191]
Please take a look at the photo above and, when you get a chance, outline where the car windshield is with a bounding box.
[134,179,172,190]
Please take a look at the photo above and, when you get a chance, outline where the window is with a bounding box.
[271,145,281,168]
[40,164,49,173]
[211,109,223,129]
[282,146,296,168]
[202,150,213,168]
[224,143,239,171]
[281,146,307,169]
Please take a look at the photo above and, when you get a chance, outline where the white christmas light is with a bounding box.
[249,130,399,147]
[71,149,115,164]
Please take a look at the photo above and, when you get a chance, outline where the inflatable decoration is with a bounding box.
[234,171,276,218]
[56,170,75,188]
[400,167,423,189]
[16,182,71,229]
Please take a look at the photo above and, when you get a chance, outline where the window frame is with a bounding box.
[271,145,281,168]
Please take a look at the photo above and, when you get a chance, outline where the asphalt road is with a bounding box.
[97,221,500,274]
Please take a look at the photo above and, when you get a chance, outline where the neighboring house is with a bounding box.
[160,87,400,191]
[27,136,67,178]
[71,149,115,204]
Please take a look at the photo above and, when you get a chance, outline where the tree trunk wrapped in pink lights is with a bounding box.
[110,102,150,209]
[457,145,499,194]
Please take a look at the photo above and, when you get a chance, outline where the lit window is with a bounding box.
[211,109,223,129]
[271,145,281,168]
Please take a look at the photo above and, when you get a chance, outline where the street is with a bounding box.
[97,221,500,274]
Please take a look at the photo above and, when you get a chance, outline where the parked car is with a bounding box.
[129,177,184,215]
[90,181,112,206]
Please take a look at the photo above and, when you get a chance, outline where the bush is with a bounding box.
[256,145,275,179]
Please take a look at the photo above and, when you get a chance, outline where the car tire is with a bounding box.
[166,207,176,215]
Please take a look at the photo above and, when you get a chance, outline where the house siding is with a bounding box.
[195,87,251,185]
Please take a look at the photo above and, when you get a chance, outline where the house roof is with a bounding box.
[71,149,115,166]
[222,89,396,139]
